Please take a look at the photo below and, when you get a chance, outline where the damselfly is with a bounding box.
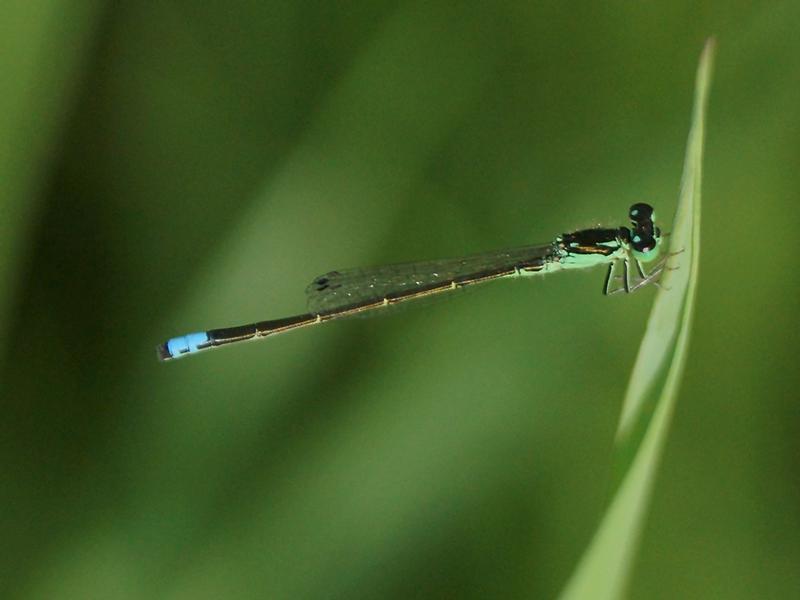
[158,203,666,361]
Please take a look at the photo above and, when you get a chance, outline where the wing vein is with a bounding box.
[306,243,555,314]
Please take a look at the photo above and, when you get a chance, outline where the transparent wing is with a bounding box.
[306,243,554,314]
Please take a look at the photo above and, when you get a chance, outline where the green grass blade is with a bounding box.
[559,39,715,600]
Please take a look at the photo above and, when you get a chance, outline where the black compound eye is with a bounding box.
[629,203,654,225]
[631,232,656,254]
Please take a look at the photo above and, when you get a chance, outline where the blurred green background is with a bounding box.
[2,1,798,598]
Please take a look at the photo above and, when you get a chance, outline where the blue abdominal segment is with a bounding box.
[160,331,211,360]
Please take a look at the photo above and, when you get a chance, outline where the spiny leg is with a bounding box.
[607,258,632,295]
[629,260,665,292]
[629,248,685,292]
[603,262,614,296]
[604,259,631,295]
[635,258,647,280]
[623,258,630,294]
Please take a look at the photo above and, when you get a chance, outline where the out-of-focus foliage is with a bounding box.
[2,2,798,599]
